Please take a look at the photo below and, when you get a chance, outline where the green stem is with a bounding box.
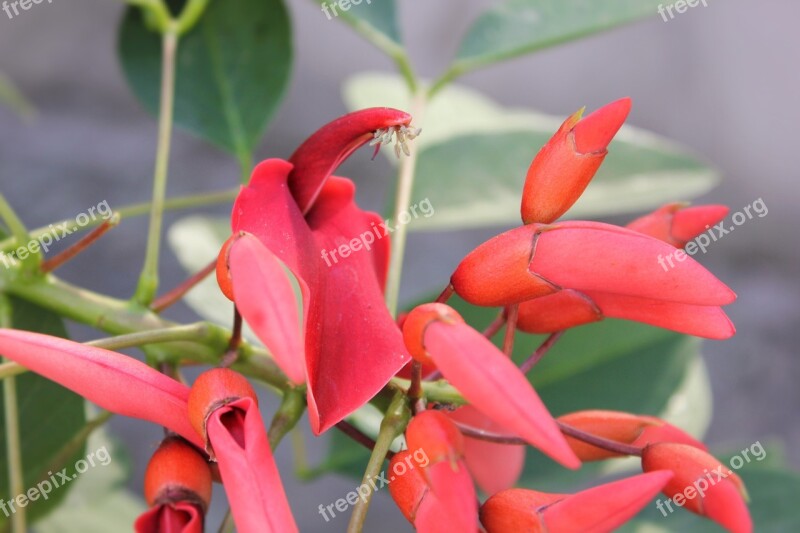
[86,323,217,350]
[134,29,179,306]
[0,189,237,254]
[0,362,25,380]
[0,194,38,272]
[427,63,466,100]
[175,0,211,35]
[384,92,426,316]
[0,296,25,533]
[267,387,306,449]
[125,0,173,34]
[346,392,410,533]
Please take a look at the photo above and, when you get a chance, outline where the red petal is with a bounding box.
[447,406,525,494]
[288,108,412,214]
[424,321,580,469]
[232,161,409,433]
[542,471,673,533]
[229,233,307,385]
[421,460,478,532]
[207,398,298,532]
[516,290,603,332]
[672,205,730,243]
[530,221,736,305]
[134,502,204,533]
[0,329,201,447]
[572,97,632,154]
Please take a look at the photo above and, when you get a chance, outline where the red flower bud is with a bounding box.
[402,303,464,366]
[557,410,707,461]
[642,443,752,533]
[627,203,729,248]
[187,368,258,455]
[521,98,631,224]
[216,236,235,301]
[136,437,212,533]
[480,471,672,533]
[143,438,212,510]
[388,450,429,524]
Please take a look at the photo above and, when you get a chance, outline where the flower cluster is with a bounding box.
[0,102,749,532]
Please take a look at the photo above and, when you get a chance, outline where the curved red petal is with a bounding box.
[671,205,730,244]
[572,97,632,154]
[424,321,580,469]
[229,233,307,385]
[207,397,298,533]
[134,502,204,533]
[516,290,603,333]
[0,329,200,447]
[447,406,525,494]
[288,108,413,214]
[531,221,736,305]
[542,471,673,533]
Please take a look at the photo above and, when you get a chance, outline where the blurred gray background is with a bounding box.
[1,0,798,530]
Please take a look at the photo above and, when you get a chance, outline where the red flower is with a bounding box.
[521,98,631,224]
[480,471,672,533]
[135,437,212,533]
[217,108,419,433]
[402,303,580,469]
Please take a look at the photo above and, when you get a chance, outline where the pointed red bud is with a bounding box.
[402,304,580,469]
[187,368,258,455]
[557,410,707,461]
[452,221,736,307]
[288,108,414,214]
[521,98,631,224]
[143,437,212,511]
[642,443,752,533]
[627,203,729,248]
[480,471,672,533]
[402,303,465,367]
[0,329,202,448]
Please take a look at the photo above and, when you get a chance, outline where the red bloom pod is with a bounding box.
[187,368,258,453]
[216,235,235,301]
[406,410,465,467]
[557,410,707,461]
[627,203,729,248]
[480,471,672,533]
[642,443,752,533]
[402,303,465,366]
[143,437,212,510]
[388,450,429,524]
[521,98,631,224]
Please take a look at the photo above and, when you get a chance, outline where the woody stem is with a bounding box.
[519,331,564,374]
[151,258,216,312]
[41,215,120,273]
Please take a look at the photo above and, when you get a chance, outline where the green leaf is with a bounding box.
[31,425,146,533]
[622,468,800,532]
[118,0,292,163]
[453,0,665,74]
[344,73,718,231]
[0,298,87,525]
[312,0,401,47]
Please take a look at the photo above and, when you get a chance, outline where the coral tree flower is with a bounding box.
[0,329,202,447]
[642,442,752,533]
[627,202,729,248]
[479,471,673,533]
[402,303,580,469]
[558,410,707,461]
[135,437,212,533]
[216,108,418,434]
[521,97,631,224]
[451,98,736,339]
[188,368,297,533]
[391,411,478,532]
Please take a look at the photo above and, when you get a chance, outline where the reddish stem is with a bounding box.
[502,304,519,356]
[406,361,425,414]
[519,331,564,374]
[335,420,395,459]
[220,308,243,367]
[41,217,118,273]
[151,259,216,313]
[482,310,506,339]
[435,284,454,304]
[452,419,642,457]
